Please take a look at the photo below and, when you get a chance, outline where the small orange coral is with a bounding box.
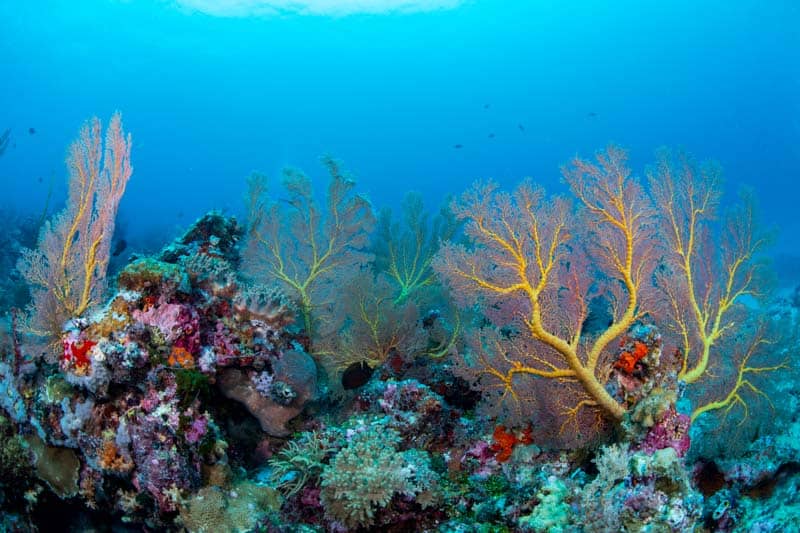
[98,440,133,473]
[490,424,535,462]
[168,346,195,369]
[614,341,649,374]
[490,425,518,462]
[142,294,158,311]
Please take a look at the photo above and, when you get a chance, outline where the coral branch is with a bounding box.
[243,156,375,338]
[690,322,786,422]
[647,149,781,428]
[373,192,459,304]
[17,113,132,343]
[649,151,771,385]
[435,146,658,423]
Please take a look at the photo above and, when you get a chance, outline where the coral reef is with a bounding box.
[2,212,315,527]
[1,143,797,532]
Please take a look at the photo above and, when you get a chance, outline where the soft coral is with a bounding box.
[490,425,534,462]
[63,336,96,375]
[614,340,649,374]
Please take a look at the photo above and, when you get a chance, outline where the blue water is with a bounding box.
[2,4,800,530]
[1,0,798,255]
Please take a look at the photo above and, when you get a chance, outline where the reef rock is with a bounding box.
[218,349,317,436]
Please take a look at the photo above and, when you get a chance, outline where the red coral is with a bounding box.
[63,336,96,375]
[490,424,534,462]
[614,340,649,374]
[490,425,517,462]
[142,294,157,311]
[519,425,534,445]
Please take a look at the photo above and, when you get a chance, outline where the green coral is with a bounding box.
[483,474,511,498]
[117,257,190,297]
[268,430,332,497]
[174,369,211,408]
[518,475,574,532]
[0,414,33,485]
[373,191,459,304]
[319,422,438,529]
[44,375,75,404]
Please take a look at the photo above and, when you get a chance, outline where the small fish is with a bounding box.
[422,309,441,328]
[112,239,127,257]
[588,112,598,118]
[488,133,495,139]
[28,127,36,135]
[518,123,525,132]
[483,103,490,109]
[0,129,10,157]
[37,176,43,183]
[453,144,463,149]
[341,361,374,390]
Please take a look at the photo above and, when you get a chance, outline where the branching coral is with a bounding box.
[689,321,786,423]
[319,422,437,529]
[373,191,459,304]
[17,113,132,344]
[647,149,780,422]
[434,146,659,428]
[243,156,375,338]
[315,272,428,377]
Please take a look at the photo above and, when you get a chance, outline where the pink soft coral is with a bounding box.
[641,406,691,457]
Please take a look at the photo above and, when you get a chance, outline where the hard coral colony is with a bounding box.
[0,113,797,533]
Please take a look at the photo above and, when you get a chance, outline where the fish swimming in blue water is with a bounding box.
[0,129,10,156]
